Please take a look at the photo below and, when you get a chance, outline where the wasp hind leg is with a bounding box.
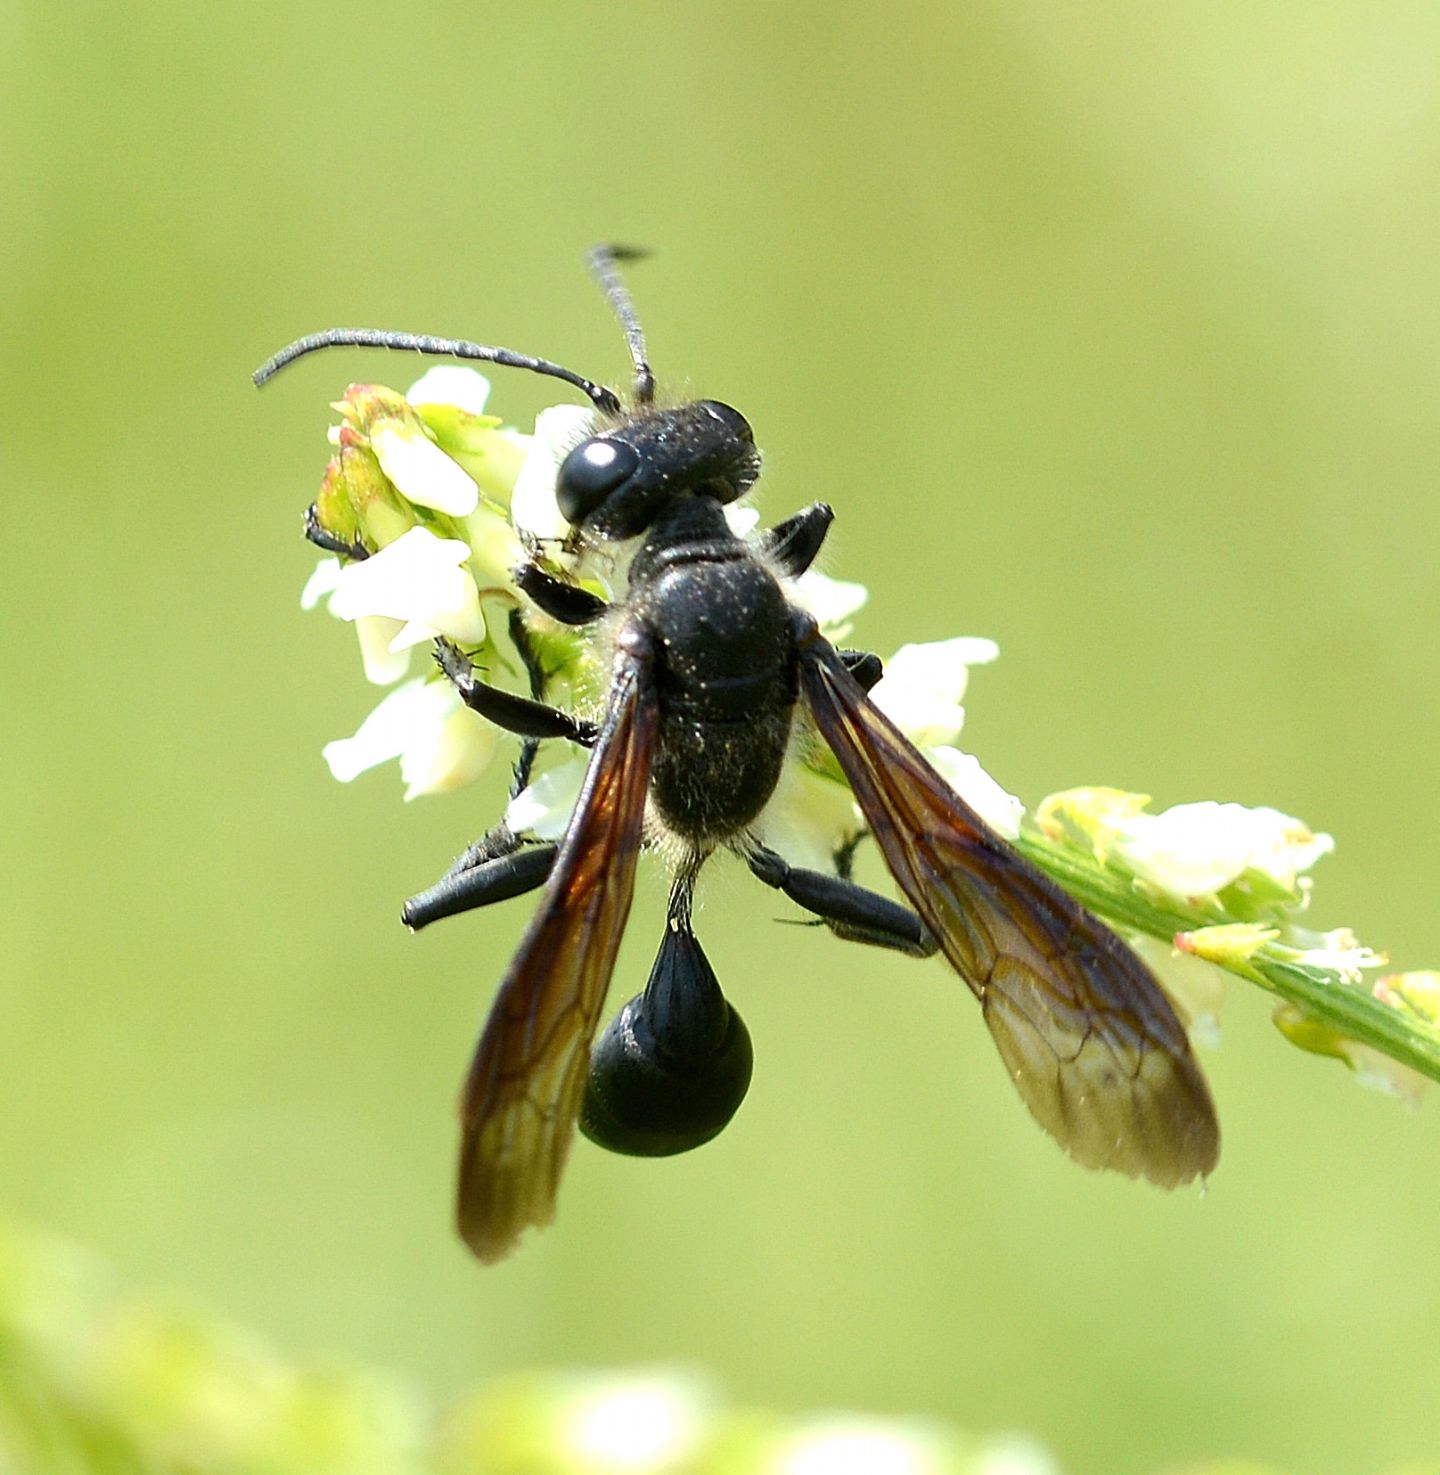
[402,828,559,930]
[746,844,935,958]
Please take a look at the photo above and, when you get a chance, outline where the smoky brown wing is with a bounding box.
[456,650,657,1262]
[799,635,1219,1187]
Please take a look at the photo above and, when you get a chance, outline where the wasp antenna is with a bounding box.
[252,328,623,416]
[586,243,655,407]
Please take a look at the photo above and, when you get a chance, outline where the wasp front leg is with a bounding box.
[760,502,833,578]
[516,560,610,626]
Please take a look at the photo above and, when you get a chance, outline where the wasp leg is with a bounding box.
[746,845,936,957]
[762,502,834,578]
[516,560,610,625]
[403,838,559,930]
[435,639,598,745]
[507,609,551,701]
[837,648,882,691]
[303,504,369,560]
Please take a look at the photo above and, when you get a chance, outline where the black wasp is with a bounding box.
[256,247,1219,1262]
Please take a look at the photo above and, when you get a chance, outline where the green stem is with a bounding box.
[1013,834,1440,1086]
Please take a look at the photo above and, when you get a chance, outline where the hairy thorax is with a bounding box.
[632,537,797,841]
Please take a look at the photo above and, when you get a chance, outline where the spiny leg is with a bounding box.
[746,843,935,958]
[404,616,581,929]
[435,638,598,745]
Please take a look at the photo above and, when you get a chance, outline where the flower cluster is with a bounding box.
[300,367,1021,857]
[296,368,1440,1102]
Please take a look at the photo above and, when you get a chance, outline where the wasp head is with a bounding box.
[556,400,759,540]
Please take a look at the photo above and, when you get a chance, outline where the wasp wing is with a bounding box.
[456,646,656,1262]
[799,634,1219,1186]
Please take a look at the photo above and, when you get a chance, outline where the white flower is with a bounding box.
[303,556,412,684]
[506,757,589,841]
[405,365,491,414]
[328,527,486,652]
[926,746,1024,840]
[460,503,525,592]
[300,556,343,610]
[724,503,761,536]
[974,1434,1063,1475]
[369,420,479,517]
[755,765,863,873]
[1336,1040,1428,1106]
[510,404,596,540]
[352,615,413,685]
[322,678,501,799]
[561,1373,708,1473]
[791,570,869,639]
[1113,801,1334,899]
[869,636,1000,748]
[1286,928,1386,983]
[772,1417,956,1475]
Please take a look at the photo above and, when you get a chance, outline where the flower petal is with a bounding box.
[321,678,499,797]
[398,701,501,801]
[406,366,491,414]
[510,405,596,540]
[1115,801,1333,898]
[725,503,761,536]
[300,557,343,610]
[322,678,433,782]
[354,615,412,685]
[870,637,999,747]
[370,422,479,516]
[505,758,588,840]
[756,765,863,873]
[329,527,486,646]
[790,570,869,637]
[926,746,1024,840]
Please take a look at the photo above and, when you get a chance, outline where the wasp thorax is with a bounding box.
[580,921,753,1157]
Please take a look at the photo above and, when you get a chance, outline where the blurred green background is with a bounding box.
[3,3,1438,1472]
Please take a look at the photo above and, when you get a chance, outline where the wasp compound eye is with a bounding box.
[581,922,753,1157]
[556,437,640,526]
[697,399,753,444]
